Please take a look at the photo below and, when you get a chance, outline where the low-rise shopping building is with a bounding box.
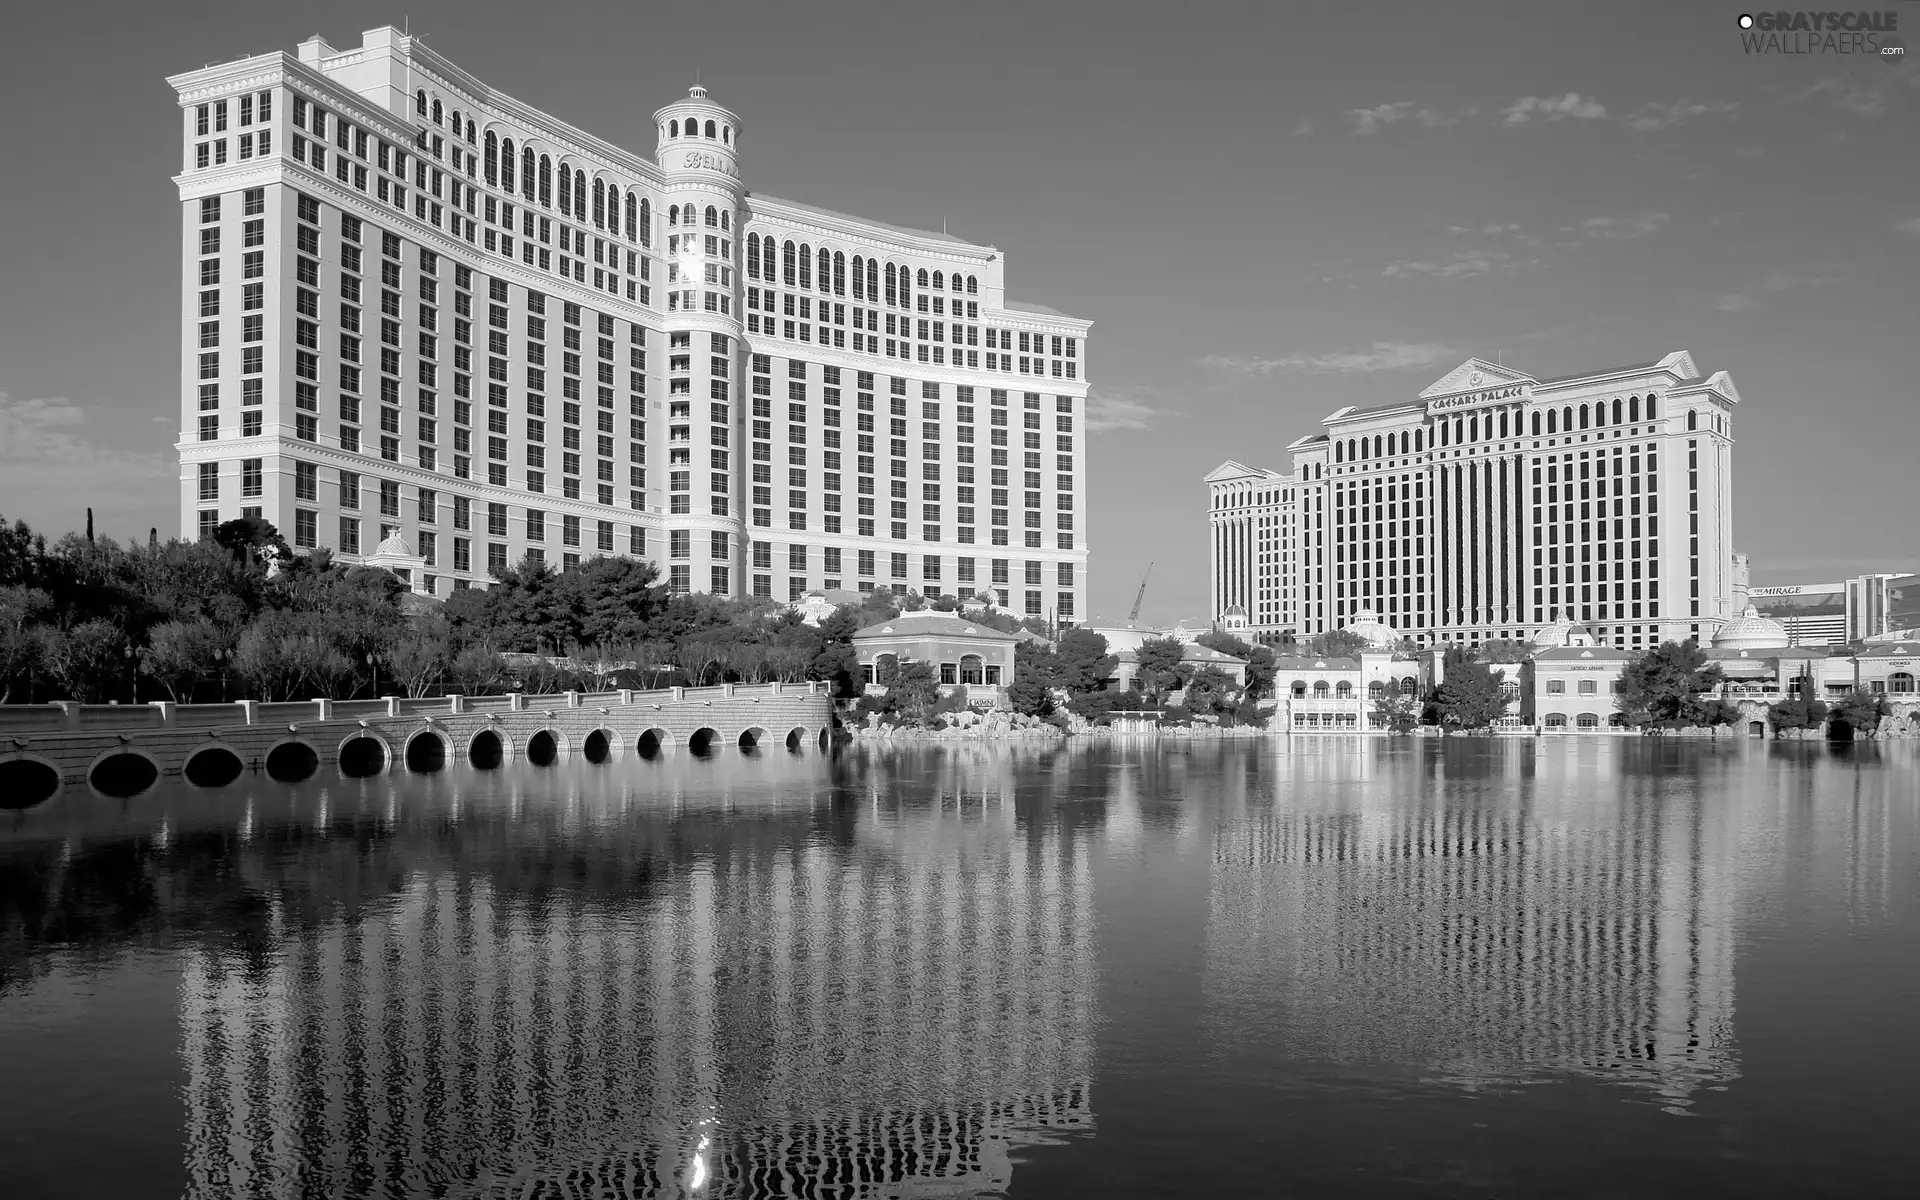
[853,610,1018,703]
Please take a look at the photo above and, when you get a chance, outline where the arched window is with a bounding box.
[1313,680,1330,697]
[747,233,761,279]
[720,211,730,231]
[1291,680,1307,698]
[1374,434,1384,458]
[670,119,679,137]
[558,166,571,216]
[818,247,831,292]
[1336,681,1353,698]
[1399,677,1417,695]
[484,132,498,184]
[593,179,606,228]
[761,235,776,280]
[1889,672,1914,693]
[520,147,534,200]
[639,198,651,245]
[1498,411,1508,438]
[1335,442,1344,464]
[1469,416,1479,443]
[1546,410,1557,434]
[933,270,945,290]
[1613,397,1623,424]
[1579,404,1590,430]
[1414,430,1422,451]
[450,109,460,135]
[1454,417,1464,445]
[1629,395,1641,422]
[1544,713,1568,729]
[466,119,475,144]
[1686,409,1698,430]
[1368,680,1385,699]
[705,204,718,228]
[851,255,865,299]
[1561,406,1573,432]
[1400,431,1410,454]
[573,170,586,220]
[723,125,730,144]
[538,155,552,206]
[1531,411,1541,435]
[415,90,428,116]
[967,275,978,294]
[798,244,812,289]
[623,190,636,240]
[916,268,929,288]
[886,263,898,305]
[783,240,796,286]
[1576,713,1599,729]
[704,119,716,138]
[868,259,879,300]
[432,98,443,125]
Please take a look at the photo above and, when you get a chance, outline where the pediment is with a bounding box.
[1418,358,1538,400]
[1204,459,1268,484]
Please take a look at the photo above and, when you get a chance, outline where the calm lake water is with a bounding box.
[2,738,1917,1198]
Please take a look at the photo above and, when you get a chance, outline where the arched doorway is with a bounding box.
[468,728,505,768]
[184,745,245,787]
[688,727,720,756]
[265,741,319,782]
[582,728,613,763]
[526,730,561,766]
[338,736,388,778]
[637,728,670,759]
[404,731,448,773]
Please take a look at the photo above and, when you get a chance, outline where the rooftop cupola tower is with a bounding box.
[653,86,741,180]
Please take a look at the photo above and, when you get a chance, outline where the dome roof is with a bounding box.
[1531,612,1595,648]
[1221,603,1246,617]
[371,530,415,558]
[1714,604,1790,650]
[1341,607,1398,650]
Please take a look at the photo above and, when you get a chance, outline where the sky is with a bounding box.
[0,0,1915,625]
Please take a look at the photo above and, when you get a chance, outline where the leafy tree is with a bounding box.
[1306,629,1370,659]
[885,659,941,724]
[450,644,508,694]
[1617,640,1728,727]
[1767,693,1829,732]
[139,618,226,702]
[38,619,131,702]
[1008,643,1056,716]
[1181,665,1240,717]
[1134,637,1187,703]
[1371,690,1422,733]
[1476,638,1534,664]
[0,586,52,703]
[1194,629,1274,698]
[213,516,291,566]
[1052,627,1117,693]
[1830,689,1890,737]
[231,611,352,701]
[1434,647,1508,730]
[384,617,457,697]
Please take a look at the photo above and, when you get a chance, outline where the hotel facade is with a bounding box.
[169,27,1090,620]
[1206,352,1740,650]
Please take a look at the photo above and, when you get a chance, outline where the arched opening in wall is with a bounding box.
[688,727,719,757]
[637,728,669,759]
[184,746,245,788]
[0,759,60,810]
[265,742,318,782]
[338,736,387,778]
[1747,721,1765,738]
[583,729,612,764]
[738,727,769,752]
[469,729,505,769]
[526,730,559,767]
[818,727,831,751]
[785,726,807,752]
[1827,717,1855,744]
[90,752,159,797]
[405,732,447,774]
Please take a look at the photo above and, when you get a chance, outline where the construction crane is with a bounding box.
[1128,562,1153,623]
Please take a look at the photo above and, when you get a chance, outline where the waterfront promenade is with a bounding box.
[0,683,834,808]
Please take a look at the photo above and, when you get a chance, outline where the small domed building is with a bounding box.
[1712,605,1791,652]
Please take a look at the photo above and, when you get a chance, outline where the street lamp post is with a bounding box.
[367,651,380,699]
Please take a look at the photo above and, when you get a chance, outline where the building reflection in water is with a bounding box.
[1203,739,1742,1112]
[163,752,1095,1198]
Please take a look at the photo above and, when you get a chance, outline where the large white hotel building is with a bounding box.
[1206,352,1741,650]
[169,27,1090,619]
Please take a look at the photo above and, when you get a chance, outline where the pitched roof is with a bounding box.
[853,612,1020,642]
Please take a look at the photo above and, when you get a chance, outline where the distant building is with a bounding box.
[853,609,1017,700]
[1748,572,1920,645]
[1206,351,1742,652]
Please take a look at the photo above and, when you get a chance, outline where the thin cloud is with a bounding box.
[1625,99,1738,132]
[1714,268,1827,313]
[1502,93,1607,126]
[1896,216,1920,237]
[1791,77,1888,119]
[1383,250,1511,279]
[0,391,177,537]
[1085,386,1173,434]
[1202,342,1457,376]
[1346,102,1416,134]
[1293,118,1314,136]
[1571,211,1671,242]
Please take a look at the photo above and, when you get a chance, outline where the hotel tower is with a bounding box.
[169,27,1090,619]
[1205,352,1740,650]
